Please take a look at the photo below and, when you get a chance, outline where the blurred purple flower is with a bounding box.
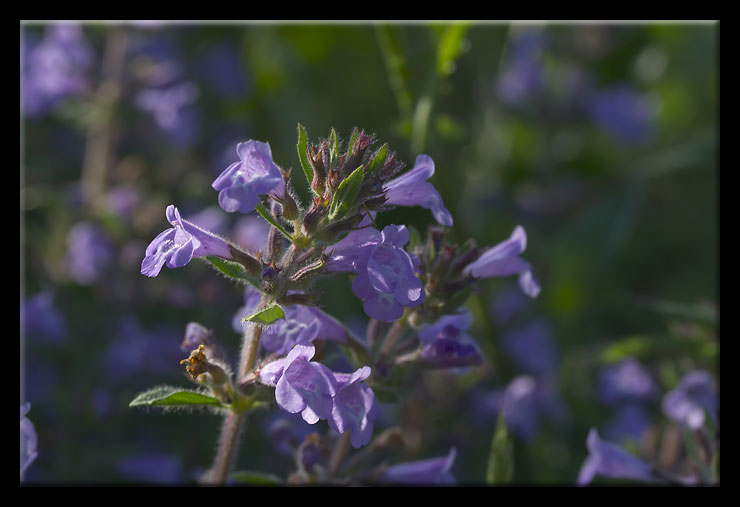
[22,290,66,343]
[583,84,654,144]
[105,186,142,223]
[197,43,248,97]
[463,225,541,298]
[383,154,453,226]
[501,319,557,378]
[261,305,348,355]
[577,428,654,485]
[381,448,456,485]
[66,221,114,285]
[327,224,424,322]
[496,30,545,105]
[602,404,652,443]
[264,412,315,457]
[233,214,270,255]
[135,81,200,147]
[105,317,182,383]
[259,344,338,425]
[181,322,213,352]
[328,366,377,448]
[141,204,233,277]
[417,311,482,370]
[661,370,718,430]
[212,140,285,214]
[116,453,182,484]
[187,205,229,237]
[489,284,530,327]
[20,403,38,480]
[21,23,93,117]
[598,358,657,408]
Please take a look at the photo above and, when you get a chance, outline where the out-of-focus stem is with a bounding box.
[81,26,128,216]
[379,317,407,360]
[328,429,352,479]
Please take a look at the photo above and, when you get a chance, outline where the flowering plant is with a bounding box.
[129,125,540,485]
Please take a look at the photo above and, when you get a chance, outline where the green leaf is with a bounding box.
[329,127,339,167]
[347,127,359,155]
[243,303,286,325]
[230,470,283,485]
[204,256,248,279]
[367,143,387,175]
[255,202,294,241]
[601,333,718,364]
[129,385,225,408]
[486,413,514,484]
[296,123,313,189]
[436,23,471,77]
[406,224,421,251]
[328,165,364,221]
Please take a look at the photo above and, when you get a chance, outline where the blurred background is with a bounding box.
[20,21,718,484]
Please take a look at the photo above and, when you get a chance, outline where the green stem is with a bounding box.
[208,411,245,485]
[256,202,294,242]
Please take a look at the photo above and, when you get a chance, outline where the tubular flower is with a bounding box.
[463,225,541,298]
[328,366,377,449]
[383,154,453,226]
[577,428,654,486]
[212,140,285,214]
[141,205,232,277]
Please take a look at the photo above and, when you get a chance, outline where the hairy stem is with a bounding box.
[328,429,353,479]
[208,411,245,485]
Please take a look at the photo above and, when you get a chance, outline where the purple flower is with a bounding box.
[496,31,545,106]
[463,225,541,298]
[66,221,114,285]
[21,23,93,117]
[489,284,530,327]
[577,428,654,485]
[381,448,456,484]
[20,403,38,480]
[212,140,285,214]
[105,186,142,223]
[22,291,66,343]
[197,43,248,97]
[328,366,377,448]
[383,155,453,226]
[261,305,348,355]
[584,85,654,145]
[264,412,316,457]
[181,322,213,352]
[259,344,338,425]
[501,319,557,378]
[603,404,652,443]
[135,81,200,147]
[141,205,233,277]
[417,311,482,370]
[661,370,718,430]
[327,224,424,322]
[233,214,270,255]
[598,358,657,408]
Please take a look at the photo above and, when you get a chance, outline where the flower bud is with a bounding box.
[229,244,263,277]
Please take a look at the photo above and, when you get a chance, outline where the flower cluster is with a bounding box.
[135,125,540,485]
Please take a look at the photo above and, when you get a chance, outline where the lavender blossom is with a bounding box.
[264,412,316,457]
[233,214,270,255]
[197,43,248,97]
[141,205,233,277]
[661,370,718,430]
[261,305,348,355]
[577,428,654,485]
[598,358,657,408]
[328,366,377,448]
[496,30,545,105]
[212,140,285,214]
[417,311,482,370]
[22,291,66,344]
[135,81,200,147]
[381,448,456,485]
[327,224,424,322]
[66,221,114,285]
[463,225,541,298]
[259,344,338,425]
[501,319,557,378]
[583,85,654,145]
[20,403,38,480]
[21,23,93,117]
[383,154,453,226]
[603,404,652,443]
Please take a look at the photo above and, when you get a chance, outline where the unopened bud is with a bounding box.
[229,244,263,277]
